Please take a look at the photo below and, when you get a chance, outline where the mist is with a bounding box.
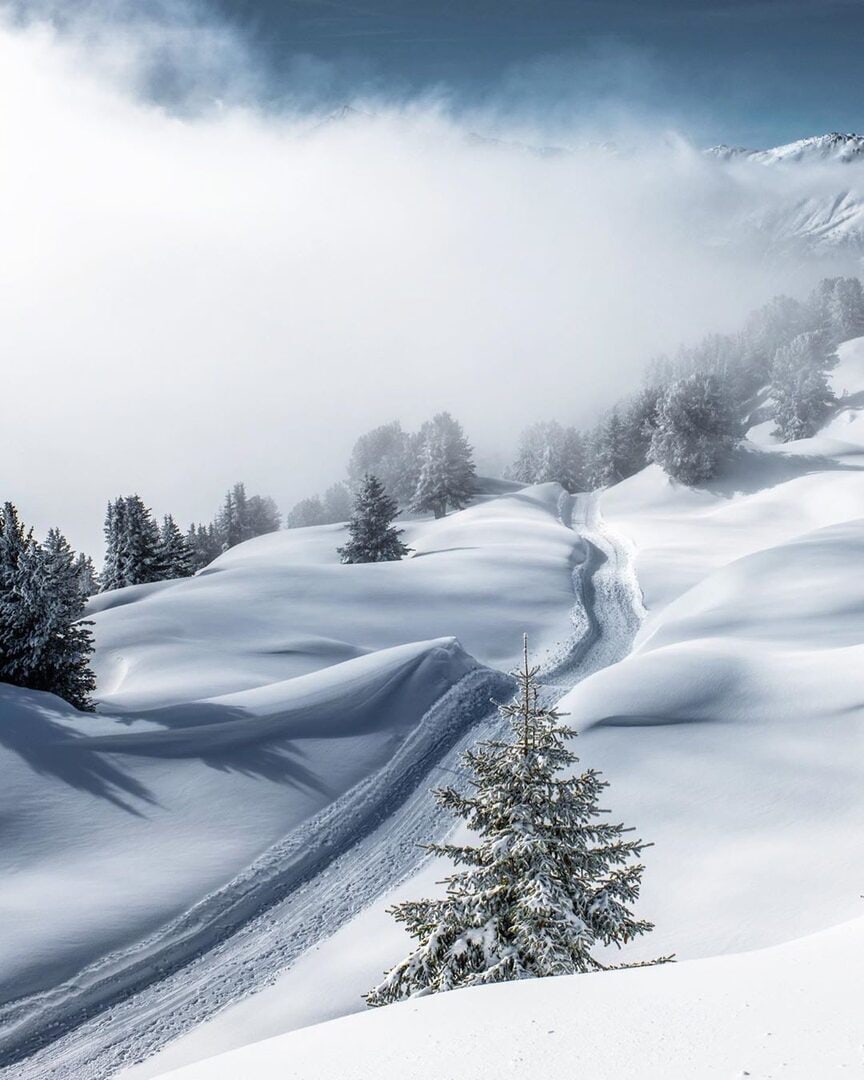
[0,14,851,557]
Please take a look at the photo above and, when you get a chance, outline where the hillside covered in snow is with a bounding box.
[103,338,864,1080]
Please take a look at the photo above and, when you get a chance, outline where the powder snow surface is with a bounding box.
[140,337,864,1080]
[0,485,580,1003]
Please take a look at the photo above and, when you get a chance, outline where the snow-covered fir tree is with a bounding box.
[338,474,411,563]
[0,506,95,710]
[586,409,632,488]
[185,522,222,572]
[73,552,100,598]
[322,482,353,523]
[411,412,476,518]
[649,372,739,484]
[34,528,96,710]
[348,421,420,506]
[809,277,864,346]
[156,515,194,579]
[0,502,43,690]
[770,331,837,442]
[101,495,161,591]
[366,638,666,1004]
[245,493,281,537]
[509,422,588,492]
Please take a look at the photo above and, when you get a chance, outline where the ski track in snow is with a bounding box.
[1,493,645,1080]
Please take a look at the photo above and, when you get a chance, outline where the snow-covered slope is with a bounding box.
[706,131,864,165]
[133,337,864,1080]
[703,132,864,252]
[0,485,584,1073]
[89,485,579,708]
[156,914,864,1080]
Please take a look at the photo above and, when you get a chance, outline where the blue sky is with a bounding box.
[198,0,864,145]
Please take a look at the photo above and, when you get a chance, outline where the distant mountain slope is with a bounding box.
[706,131,864,165]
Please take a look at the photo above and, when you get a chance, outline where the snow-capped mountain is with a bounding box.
[706,131,864,165]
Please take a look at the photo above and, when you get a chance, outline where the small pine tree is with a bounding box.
[366,638,666,1004]
[649,373,739,484]
[411,412,476,519]
[770,331,837,442]
[338,474,411,564]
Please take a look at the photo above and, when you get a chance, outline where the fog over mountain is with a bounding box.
[2,12,863,556]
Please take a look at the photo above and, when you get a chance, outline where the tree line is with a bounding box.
[288,410,477,528]
[507,275,864,487]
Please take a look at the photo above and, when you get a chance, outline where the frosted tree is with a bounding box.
[101,497,127,592]
[0,502,43,690]
[649,373,739,484]
[411,412,476,518]
[0,508,95,710]
[185,522,222,572]
[809,277,864,346]
[73,553,100,598]
[245,494,281,537]
[586,410,631,488]
[619,386,661,477]
[770,331,837,442]
[156,515,194,579]
[286,495,327,529]
[101,495,161,591]
[322,482,353,523]
[366,638,666,1005]
[348,421,420,506]
[338,474,410,563]
[34,528,96,710]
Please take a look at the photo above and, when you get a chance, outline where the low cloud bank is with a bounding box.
[0,14,856,555]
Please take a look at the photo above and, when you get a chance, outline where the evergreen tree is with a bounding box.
[509,422,587,492]
[0,507,95,710]
[34,529,96,710]
[246,494,281,537]
[286,495,327,529]
[186,522,222,572]
[585,410,631,488]
[101,495,161,591]
[809,276,864,346]
[770,331,837,442]
[348,421,419,506]
[0,502,44,689]
[619,386,662,478]
[73,553,100,598]
[101,497,126,592]
[411,412,476,518]
[366,638,666,1004]
[649,373,739,484]
[560,426,589,493]
[322,482,353,523]
[156,515,194,579]
[338,474,411,563]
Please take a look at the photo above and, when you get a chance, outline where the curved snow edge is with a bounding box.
[0,663,514,1069]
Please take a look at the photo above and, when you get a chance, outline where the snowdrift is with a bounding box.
[89,484,579,708]
[157,914,864,1080]
[0,484,582,1068]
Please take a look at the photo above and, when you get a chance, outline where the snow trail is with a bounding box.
[2,493,644,1080]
